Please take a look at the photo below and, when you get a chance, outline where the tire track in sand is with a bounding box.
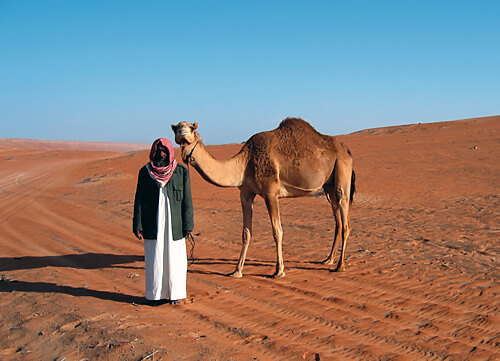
[181,258,499,361]
[179,276,440,360]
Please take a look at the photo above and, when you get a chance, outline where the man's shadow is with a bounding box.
[0,279,145,304]
[0,253,146,304]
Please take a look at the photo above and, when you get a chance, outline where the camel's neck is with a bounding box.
[181,138,248,188]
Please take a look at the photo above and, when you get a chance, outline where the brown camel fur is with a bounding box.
[171,117,355,278]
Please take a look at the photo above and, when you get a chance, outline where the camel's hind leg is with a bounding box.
[334,160,353,272]
[335,200,351,272]
[324,160,353,272]
[322,202,341,265]
[229,192,256,278]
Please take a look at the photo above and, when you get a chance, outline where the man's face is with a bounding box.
[153,145,169,167]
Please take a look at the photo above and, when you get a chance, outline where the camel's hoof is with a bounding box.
[334,265,346,272]
[271,272,285,279]
[321,258,334,265]
[228,271,243,278]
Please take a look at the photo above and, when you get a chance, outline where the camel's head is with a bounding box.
[171,121,199,145]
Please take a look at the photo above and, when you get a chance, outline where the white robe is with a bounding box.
[144,186,187,301]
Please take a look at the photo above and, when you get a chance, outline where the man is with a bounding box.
[133,138,194,305]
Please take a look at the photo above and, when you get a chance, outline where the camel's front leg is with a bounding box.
[264,194,285,278]
[229,192,255,278]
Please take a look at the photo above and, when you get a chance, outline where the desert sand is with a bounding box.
[0,116,498,360]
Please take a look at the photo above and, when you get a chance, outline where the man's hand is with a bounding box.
[134,230,143,240]
[184,231,193,239]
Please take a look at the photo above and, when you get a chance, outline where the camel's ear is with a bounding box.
[171,124,177,132]
[192,122,199,131]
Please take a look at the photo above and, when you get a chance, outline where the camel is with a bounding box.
[171,117,355,278]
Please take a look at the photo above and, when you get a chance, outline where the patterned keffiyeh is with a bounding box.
[146,138,177,187]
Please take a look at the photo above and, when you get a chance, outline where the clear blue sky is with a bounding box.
[1,1,498,145]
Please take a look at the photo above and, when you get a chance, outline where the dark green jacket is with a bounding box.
[133,164,194,240]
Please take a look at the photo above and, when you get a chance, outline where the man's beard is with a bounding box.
[153,157,168,167]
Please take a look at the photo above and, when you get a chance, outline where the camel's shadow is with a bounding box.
[0,253,143,272]
[187,257,270,277]
[188,257,331,278]
[0,255,333,303]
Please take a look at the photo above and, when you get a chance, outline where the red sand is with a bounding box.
[0,116,498,360]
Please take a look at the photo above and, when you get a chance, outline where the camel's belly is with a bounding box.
[277,168,329,198]
[278,183,323,198]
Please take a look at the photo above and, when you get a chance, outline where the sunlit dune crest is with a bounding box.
[0,138,149,152]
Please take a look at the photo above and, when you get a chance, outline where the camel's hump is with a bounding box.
[278,117,317,132]
[276,118,326,140]
[243,117,328,151]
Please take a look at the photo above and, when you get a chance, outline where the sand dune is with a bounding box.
[0,116,498,360]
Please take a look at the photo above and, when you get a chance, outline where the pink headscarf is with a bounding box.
[146,138,177,187]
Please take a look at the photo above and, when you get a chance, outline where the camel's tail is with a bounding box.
[342,143,356,204]
[350,169,356,204]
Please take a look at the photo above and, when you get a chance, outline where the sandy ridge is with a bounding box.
[0,138,149,152]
